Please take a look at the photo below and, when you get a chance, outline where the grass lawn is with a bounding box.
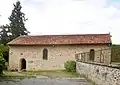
[0,70,80,79]
[21,70,80,78]
[0,71,35,79]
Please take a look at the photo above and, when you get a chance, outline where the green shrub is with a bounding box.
[0,53,5,74]
[64,60,76,72]
[0,44,9,62]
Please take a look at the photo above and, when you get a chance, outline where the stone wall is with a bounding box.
[9,44,109,71]
[76,62,120,85]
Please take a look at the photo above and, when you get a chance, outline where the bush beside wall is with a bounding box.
[0,53,5,74]
[64,60,76,72]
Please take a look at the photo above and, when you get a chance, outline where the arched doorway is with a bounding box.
[20,58,26,70]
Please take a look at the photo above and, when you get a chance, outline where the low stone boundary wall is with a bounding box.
[76,62,120,85]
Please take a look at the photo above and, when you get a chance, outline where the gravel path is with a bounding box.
[0,78,92,85]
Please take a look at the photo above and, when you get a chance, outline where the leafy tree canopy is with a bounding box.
[8,1,29,39]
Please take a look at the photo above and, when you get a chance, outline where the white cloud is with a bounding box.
[0,0,120,44]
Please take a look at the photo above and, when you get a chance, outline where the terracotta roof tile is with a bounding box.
[8,34,112,45]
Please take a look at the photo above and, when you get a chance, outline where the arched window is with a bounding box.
[89,49,95,61]
[43,48,48,60]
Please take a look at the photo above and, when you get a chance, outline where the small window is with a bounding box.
[89,49,95,61]
[43,48,48,60]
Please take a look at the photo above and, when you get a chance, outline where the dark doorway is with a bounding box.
[89,49,95,61]
[20,58,26,70]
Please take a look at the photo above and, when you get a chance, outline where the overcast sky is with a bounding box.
[0,0,120,44]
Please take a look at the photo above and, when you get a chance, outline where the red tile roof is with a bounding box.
[8,34,112,46]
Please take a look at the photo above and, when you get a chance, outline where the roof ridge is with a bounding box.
[27,33,110,37]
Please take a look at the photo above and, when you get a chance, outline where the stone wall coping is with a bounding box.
[77,61,120,69]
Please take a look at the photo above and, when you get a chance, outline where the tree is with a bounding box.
[0,1,29,63]
[0,25,11,45]
[8,1,29,39]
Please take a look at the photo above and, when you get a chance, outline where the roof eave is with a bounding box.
[8,43,111,46]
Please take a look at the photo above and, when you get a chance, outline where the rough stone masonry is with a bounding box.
[76,62,120,85]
